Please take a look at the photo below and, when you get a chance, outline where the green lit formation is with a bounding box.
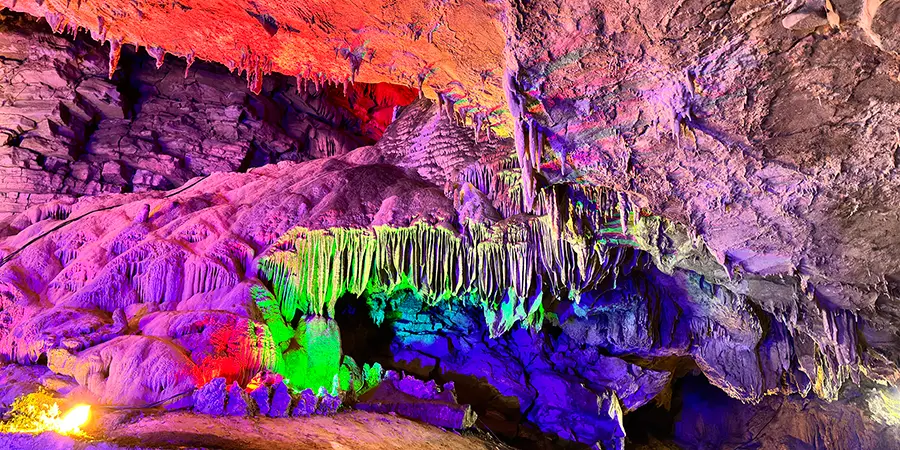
[252,183,654,392]
[281,317,342,393]
[252,286,342,393]
[259,184,643,337]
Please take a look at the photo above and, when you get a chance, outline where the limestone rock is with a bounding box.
[291,388,318,417]
[193,377,227,416]
[225,381,254,416]
[249,384,270,416]
[357,374,477,429]
[268,381,291,418]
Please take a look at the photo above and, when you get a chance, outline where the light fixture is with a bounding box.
[55,404,91,435]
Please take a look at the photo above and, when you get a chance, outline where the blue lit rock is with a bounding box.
[225,381,253,416]
[357,374,477,429]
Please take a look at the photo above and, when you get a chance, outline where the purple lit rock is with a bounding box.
[163,391,195,411]
[193,377,226,416]
[225,381,253,416]
[291,388,317,417]
[268,381,291,418]
[396,374,440,399]
[250,384,270,416]
[357,374,476,429]
[317,393,341,416]
[526,371,625,449]
[549,338,671,411]
[315,387,341,416]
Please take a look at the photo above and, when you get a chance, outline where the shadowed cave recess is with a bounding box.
[1,1,900,449]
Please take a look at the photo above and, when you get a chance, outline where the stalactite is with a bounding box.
[94,16,106,42]
[184,51,195,78]
[503,68,535,212]
[473,112,484,143]
[259,185,642,337]
[617,192,629,236]
[529,118,542,170]
[147,46,166,69]
[107,38,121,79]
[417,70,429,99]
[44,12,64,34]
[445,95,455,120]
[248,67,263,95]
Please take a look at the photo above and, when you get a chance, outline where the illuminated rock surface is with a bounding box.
[0,2,899,449]
[0,409,501,449]
[0,14,415,220]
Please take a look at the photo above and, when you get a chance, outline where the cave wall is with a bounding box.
[0,1,899,449]
[0,14,414,223]
[503,0,900,299]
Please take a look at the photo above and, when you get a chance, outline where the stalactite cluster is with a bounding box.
[259,183,645,336]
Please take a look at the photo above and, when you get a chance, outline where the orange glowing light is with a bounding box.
[56,404,90,435]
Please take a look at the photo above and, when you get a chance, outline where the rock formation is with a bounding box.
[0,14,415,221]
[0,2,899,449]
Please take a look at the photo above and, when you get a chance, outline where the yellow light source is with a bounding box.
[55,404,90,435]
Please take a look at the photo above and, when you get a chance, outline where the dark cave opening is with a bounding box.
[333,293,396,367]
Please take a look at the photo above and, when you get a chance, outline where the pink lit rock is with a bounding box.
[48,335,198,406]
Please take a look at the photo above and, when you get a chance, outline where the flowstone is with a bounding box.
[281,317,343,392]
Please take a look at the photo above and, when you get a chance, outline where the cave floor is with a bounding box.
[1,410,506,450]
